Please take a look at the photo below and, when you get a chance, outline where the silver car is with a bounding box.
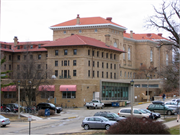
[0,115,10,127]
[165,101,180,109]
[81,116,117,130]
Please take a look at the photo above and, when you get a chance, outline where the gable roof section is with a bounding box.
[42,34,125,53]
[50,16,126,31]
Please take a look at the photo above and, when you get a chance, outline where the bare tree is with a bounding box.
[136,64,157,79]
[12,44,54,107]
[146,0,180,47]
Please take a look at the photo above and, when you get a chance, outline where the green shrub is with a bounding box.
[106,117,170,134]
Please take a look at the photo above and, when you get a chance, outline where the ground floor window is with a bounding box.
[102,82,129,100]
[40,91,54,98]
[62,91,76,98]
[3,92,16,98]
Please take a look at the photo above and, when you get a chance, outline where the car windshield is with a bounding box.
[101,117,109,121]
[112,113,119,118]
[49,103,55,107]
[143,109,151,113]
[139,109,147,114]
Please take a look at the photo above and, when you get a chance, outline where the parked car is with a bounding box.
[81,116,117,130]
[147,103,176,115]
[171,98,180,103]
[85,99,104,109]
[5,103,22,113]
[164,101,179,109]
[140,109,161,119]
[118,108,149,119]
[152,101,164,104]
[94,111,126,122]
[36,103,63,113]
[0,115,10,127]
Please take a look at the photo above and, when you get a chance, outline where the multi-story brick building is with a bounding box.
[1,15,172,107]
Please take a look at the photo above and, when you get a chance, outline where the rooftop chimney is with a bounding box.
[158,33,162,37]
[105,34,111,47]
[13,36,18,47]
[106,17,112,22]
[147,33,152,37]
[130,30,133,38]
[76,14,80,25]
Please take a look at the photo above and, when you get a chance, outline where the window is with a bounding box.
[97,51,99,57]
[38,64,41,69]
[114,42,117,48]
[62,91,76,98]
[64,50,68,55]
[102,71,104,78]
[4,92,16,98]
[62,61,63,66]
[73,70,76,76]
[46,54,48,57]
[128,72,129,78]
[88,70,90,77]
[17,55,20,60]
[110,54,112,59]
[124,72,126,77]
[88,60,90,66]
[30,45,33,49]
[120,71,122,77]
[150,49,153,62]
[110,64,112,69]
[114,73,116,79]
[64,31,66,34]
[114,64,116,69]
[55,70,58,77]
[114,54,116,60]
[41,91,54,98]
[106,63,108,69]
[9,65,11,70]
[64,60,67,66]
[135,84,140,87]
[88,50,90,55]
[106,72,108,78]
[24,45,27,49]
[38,54,41,59]
[38,44,41,49]
[4,64,6,70]
[93,61,95,67]
[55,61,58,66]
[102,62,104,68]
[102,52,104,58]
[9,55,11,60]
[79,30,82,33]
[110,72,112,79]
[73,49,77,55]
[73,60,76,66]
[30,55,33,59]
[55,50,58,55]
[123,46,125,59]
[106,53,108,58]
[92,51,94,56]
[128,47,131,60]
[17,65,20,70]
[68,60,70,66]
[23,65,26,70]
[97,62,99,67]
[95,29,97,32]
[166,54,168,66]
[97,71,99,78]
[17,46,20,49]
[4,45,6,49]
[24,55,26,60]
[93,71,95,77]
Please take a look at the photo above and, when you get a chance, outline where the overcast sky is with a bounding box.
[0,0,169,42]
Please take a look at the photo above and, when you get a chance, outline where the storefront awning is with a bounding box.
[60,85,76,91]
[1,85,17,91]
[39,85,55,91]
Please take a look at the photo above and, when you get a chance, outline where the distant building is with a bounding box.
[1,15,172,107]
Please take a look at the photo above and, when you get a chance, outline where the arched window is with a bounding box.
[166,54,168,66]
[123,47,125,59]
[128,47,131,60]
[114,42,117,48]
[150,49,153,62]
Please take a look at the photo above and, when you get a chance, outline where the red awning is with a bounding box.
[1,85,17,91]
[39,85,55,91]
[59,85,76,91]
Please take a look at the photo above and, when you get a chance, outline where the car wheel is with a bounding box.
[84,124,89,130]
[2,125,6,127]
[101,106,104,109]
[87,107,89,109]
[95,106,98,109]
[167,110,172,115]
[105,125,110,130]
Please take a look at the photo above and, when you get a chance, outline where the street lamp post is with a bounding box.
[147,76,150,102]
[130,80,134,116]
[18,81,20,119]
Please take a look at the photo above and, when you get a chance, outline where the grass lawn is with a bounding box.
[169,125,180,134]
[1,113,28,122]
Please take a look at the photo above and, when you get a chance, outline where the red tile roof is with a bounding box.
[42,34,125,53]
[51,16,126,29]
[123,32,170,41]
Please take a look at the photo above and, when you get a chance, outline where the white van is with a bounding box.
[118,108,149,119]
